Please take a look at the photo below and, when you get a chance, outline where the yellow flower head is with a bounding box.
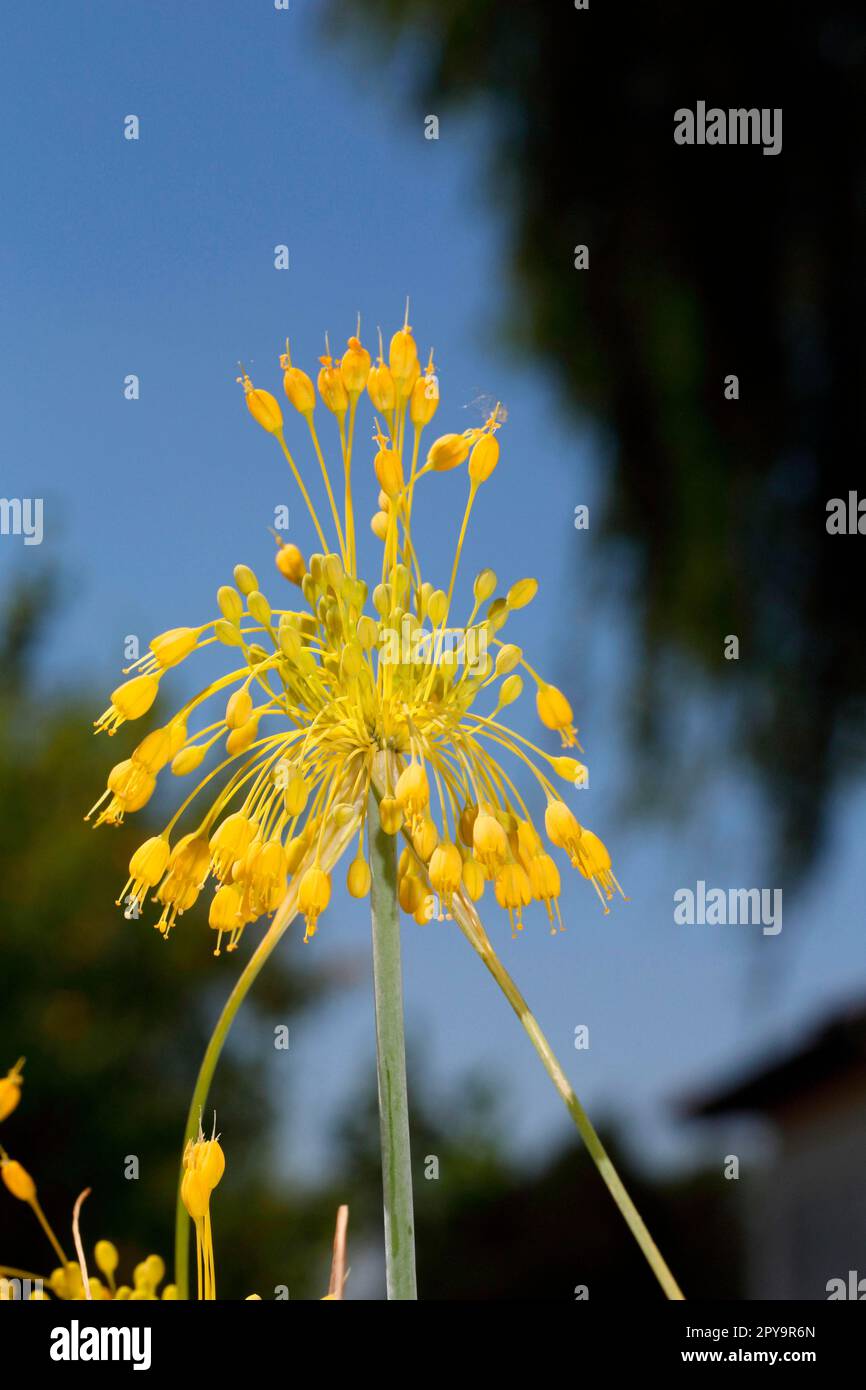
[89,308,624,954]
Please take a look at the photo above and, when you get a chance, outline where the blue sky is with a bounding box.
[2,1,864,1190]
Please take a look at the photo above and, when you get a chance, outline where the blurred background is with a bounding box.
[1,1,865,1298]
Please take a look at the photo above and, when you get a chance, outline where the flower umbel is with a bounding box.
[89,308,625,952]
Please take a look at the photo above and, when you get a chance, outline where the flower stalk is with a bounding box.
[174,809,361,1299]
[451,892,685,1300]
[368,786,417,1300]
[89,307,677,1302]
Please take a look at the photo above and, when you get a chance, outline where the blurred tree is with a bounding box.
[329,0,866,882]
[0,579,340,1297]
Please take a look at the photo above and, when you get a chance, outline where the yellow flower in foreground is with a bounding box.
[0,1078,345,1301]
[89,309,625,952]
[181,1123,225,1301]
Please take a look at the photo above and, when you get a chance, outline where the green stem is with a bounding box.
[173,810,362,1299]
[453,896,685,1300]
[368,787,417,1300]
[174,915,288,1299]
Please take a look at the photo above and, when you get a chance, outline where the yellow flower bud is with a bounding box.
[494,862,532,931]
[144,1254,166,1290]
[398,871,425,914]
[94,1240,119,1278]
[340,641,364,680]
[340,335,371,395]
[536,683,577,747]
[389,315,419,389]
[234,564,259,596]
[395,762,430,826]
[283,364,317,413]
[209,813,257,879]
[371,510,389,541]
[378,797,403,834]
[107,759,156,812]
[374,447,403,497]
[462,856,485,902]
[411,817,439,863]
[347,856,372,898]
[414,893,436,925]
[225,688,253,729]
[155,871,199,927]
[409,355,439,426]
[468,431,499,484]
[372,583,391,617]
[497,674,523,709]
[196,1140,225,1192]
[280,343,317,413]
[507,577,538,609]
[275,541,306,584]
[239,374,283,435]
[283,774,309,817]
[149,626,198,670]
[298,866,331,938]
[580,827,619,891]
[1,1157,36,1203]
[429,841,462,915]
[494,644,522,676]
[317,355,349,415]
[217,585,243,623]
[473,569,497,604]
[131,726,173,774]
[427,432,470,473]
[544,800,582,860]
[472,812,508,873]
[550,756,588,786]
[284,835,306,874]
[171,743,207,776]
[96,674,159,734]
[128,835,170,890]
[529,853,562,928]
[226,716,259,756]
[515,820,542,869]
[246,591,271,627]
[427,589,448,625]
[180,1167,210,1221]
[368,344,397,413]
[162,839,207,893]
[215,619,242,646]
